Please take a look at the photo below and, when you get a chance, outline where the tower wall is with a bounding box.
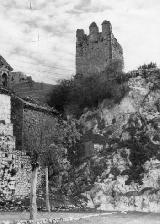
[76,20,124,76]
[111,35,124,70]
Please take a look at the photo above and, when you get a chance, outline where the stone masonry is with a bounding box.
[0,91,16,198]
[0,89,32,199]
[0,54,54,103]
[76,20,124,76]
[0,87,59,201]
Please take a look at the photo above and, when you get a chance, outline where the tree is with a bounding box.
[120,113,160,185]
[41,117,81,212]
[23,114,58,220]
[23,114,81,220]
[138,62,157,70]
[47,70,128,118]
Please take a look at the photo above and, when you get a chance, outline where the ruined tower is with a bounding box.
[76,20,124,76]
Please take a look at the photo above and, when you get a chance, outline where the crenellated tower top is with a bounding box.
[89,22,99,42]
[76,20,124,76]
[101,20,112,38]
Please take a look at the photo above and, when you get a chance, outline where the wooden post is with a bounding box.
[45,166,51,212]
[30,166,38,221]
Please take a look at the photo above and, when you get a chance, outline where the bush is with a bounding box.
[48,69,129,117]
[138,62,157,70]
[120,113,160,185]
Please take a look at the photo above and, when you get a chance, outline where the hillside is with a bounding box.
[59,68,160,212]
[11,81,54,103]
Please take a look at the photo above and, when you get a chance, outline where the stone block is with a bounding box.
[0,123,13,136]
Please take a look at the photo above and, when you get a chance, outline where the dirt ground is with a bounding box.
[0,211,107,221]
[59,212,160,224]
[0,211,160,224]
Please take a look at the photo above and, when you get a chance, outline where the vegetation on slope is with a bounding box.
[47,62,129,118]
[138,62,157,70]
[45,63,160,206]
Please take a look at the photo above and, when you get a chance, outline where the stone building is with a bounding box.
[0,54,54,103]
[0,55,13,88]
[0,87,58,200]
[0,55,30,90]
[76,20,124,77]
[0,88,31,199]
[11,95,58,153]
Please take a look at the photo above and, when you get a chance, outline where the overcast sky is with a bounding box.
[0,0,160,84]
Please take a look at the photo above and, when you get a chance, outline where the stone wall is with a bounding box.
[9,72,28,85]
[14,151,31,197]
[0,93,11,123]
[10,96,58,200]
[11,97,23,151]
[76,20,123,77]
[0,91,49,201]
[0,92,31,199]
[0,53,54,103]
[22,107,58,154]
[111,34,124,70]
[11,81,54,103]
[11,96,58,151]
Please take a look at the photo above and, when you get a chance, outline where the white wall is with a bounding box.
[0,93,11,124]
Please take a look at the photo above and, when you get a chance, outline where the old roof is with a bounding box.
[0,55,13,71]
[20,96,59,115]
[0,87,12,95]
[0,86,58,116]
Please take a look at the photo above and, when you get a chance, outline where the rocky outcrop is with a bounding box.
[63,68,160,212]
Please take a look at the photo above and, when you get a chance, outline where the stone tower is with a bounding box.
[76,20,124,76]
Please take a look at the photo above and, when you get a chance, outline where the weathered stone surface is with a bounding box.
[0,92,44,202]
[76,20,123,77]
[0,94,11,123]
[63,69,160,212]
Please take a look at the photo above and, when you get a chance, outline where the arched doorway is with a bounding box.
[1,73,8,87]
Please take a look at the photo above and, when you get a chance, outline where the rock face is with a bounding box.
[76,20,123,77]
[63,68,160,212]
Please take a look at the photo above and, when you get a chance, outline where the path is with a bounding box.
[0,211,160,224]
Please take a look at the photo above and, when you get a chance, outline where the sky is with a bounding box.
[0,0,160,84]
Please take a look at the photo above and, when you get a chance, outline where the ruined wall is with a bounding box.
[11,97,23,151]
[11,96,58,153]
[11,81,54,103]
[9,72,29,85]
[0,54,54,104]
[0,93,15,198]
[0,92,52,201]
[0,92,32,199]
[22,107,58,153]
[0,93,11,123]
[76,20,123,77]
[111,35,124,70]
[0,68,10,88]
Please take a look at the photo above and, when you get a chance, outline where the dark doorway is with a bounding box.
[2,73,8,87]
